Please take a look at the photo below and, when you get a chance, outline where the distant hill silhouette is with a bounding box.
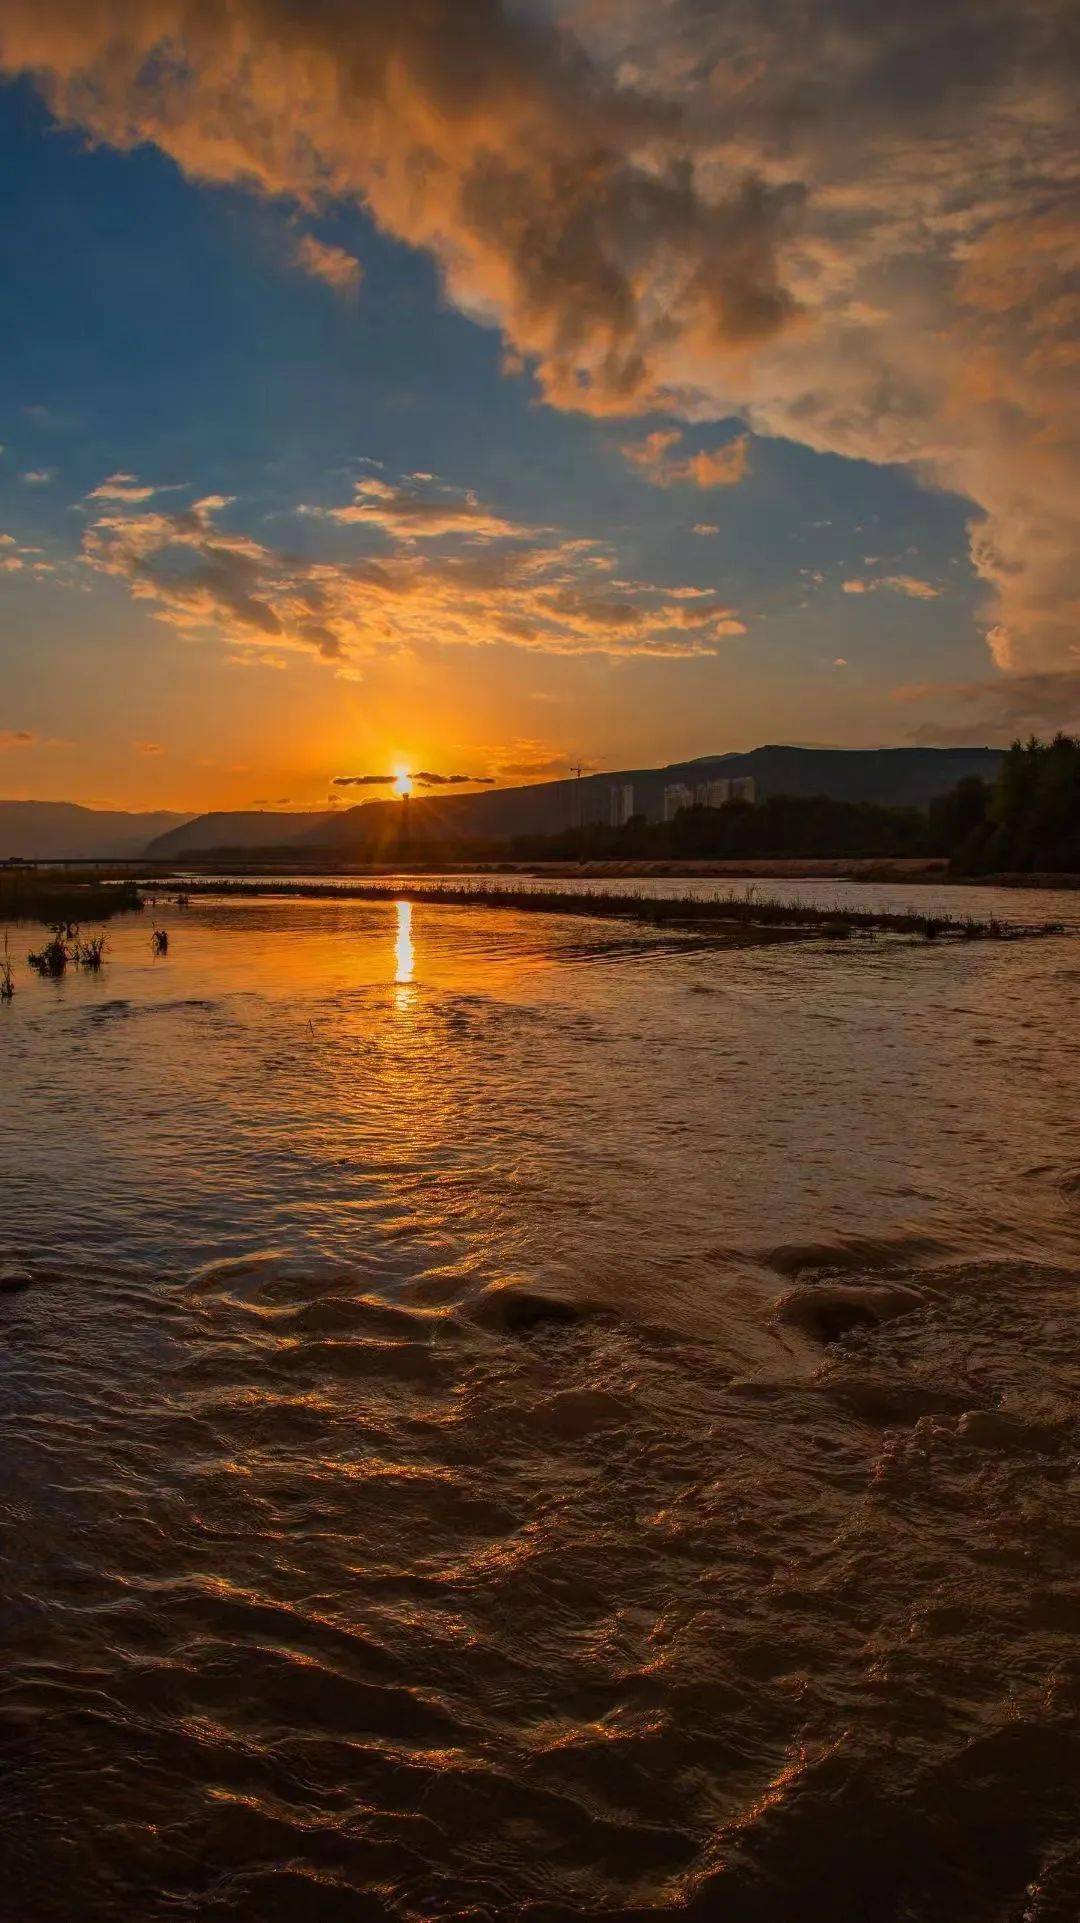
[146,810,320,858]
[145,747,1004,856]
[0,800,192,861]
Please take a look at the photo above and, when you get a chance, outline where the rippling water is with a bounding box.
[2,890,1078,1920]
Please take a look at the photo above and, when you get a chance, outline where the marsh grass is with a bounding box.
[151,926,169,955]
[0,934,14,1001]
[25,922,109,977]
[27,926,70,978]
[175,878,1062,942]
[74,930,107,970]
[0,871,142,925]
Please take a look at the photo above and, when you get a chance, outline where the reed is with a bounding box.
[74,930,107,970]
[0,934,14,1001]
[27,926,70,977]
[170,877,1063,942]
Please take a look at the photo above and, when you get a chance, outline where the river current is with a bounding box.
[1,884,1078,1920]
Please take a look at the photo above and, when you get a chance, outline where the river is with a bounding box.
[1,882,1077,1920]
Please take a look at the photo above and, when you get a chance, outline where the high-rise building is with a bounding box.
[694,778,729,807]
[610,782,635,829]
[663,782,695,821]
[690,776,757,808]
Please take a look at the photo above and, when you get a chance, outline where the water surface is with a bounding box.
[2,891,1077,1919]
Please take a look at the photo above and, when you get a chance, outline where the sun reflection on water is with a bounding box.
[394,898,415,990]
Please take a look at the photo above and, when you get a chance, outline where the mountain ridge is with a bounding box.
[0,800,194,860]
[147,746,1005,857]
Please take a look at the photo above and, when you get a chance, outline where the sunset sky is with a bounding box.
[1,1,1076,812]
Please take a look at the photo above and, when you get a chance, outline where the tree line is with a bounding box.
[507,735,1080,873]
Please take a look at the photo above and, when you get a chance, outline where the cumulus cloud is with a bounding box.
[621,428,749,488]
[293,232,362,296]
[842,575,940,600]
[1,0,1074,671]
[80,487,745,665]
[0,0,796,422]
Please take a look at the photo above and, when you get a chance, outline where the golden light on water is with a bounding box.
[394,899,414,986]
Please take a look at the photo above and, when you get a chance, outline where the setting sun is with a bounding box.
[393,771,413,799]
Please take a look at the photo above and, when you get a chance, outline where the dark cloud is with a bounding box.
[892,671,1080,745]
[413,771,496,786]
[333,771,496,787]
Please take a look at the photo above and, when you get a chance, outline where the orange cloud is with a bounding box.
[293,232,362,296]
[622,429,749,488]
[87,472,185,503]
[0,0,796,424]
[82,487,745,665]
[312,476,528,540]
[842,576,939,600]
[1,0,1074,674]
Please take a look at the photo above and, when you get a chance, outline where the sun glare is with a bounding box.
[393,770,413,798]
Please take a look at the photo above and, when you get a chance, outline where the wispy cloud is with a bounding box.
[293,232,362,297]
[0,728,68,750]
[87,473,187,504]
[842,575,940,600]
[82,486,746,667]
[21,469,55,486]
[309,476,530,541]
[621,430,749,489]
[488,742,589,782]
